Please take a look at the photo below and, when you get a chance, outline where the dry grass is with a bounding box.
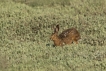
[0,0,106,71]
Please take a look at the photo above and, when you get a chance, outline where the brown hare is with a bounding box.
[50,25,81,46]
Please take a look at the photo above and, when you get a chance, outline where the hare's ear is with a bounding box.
[55,24,59,32]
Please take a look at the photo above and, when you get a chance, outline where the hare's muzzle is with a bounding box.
[50,36,53,40]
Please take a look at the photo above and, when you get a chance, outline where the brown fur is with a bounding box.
[50,25,81,46]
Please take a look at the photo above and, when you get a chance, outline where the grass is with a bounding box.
[0,0,106,71]
[13,0,71,6]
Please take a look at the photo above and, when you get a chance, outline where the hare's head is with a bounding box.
[50,25,64,46]
[50,25,59,41]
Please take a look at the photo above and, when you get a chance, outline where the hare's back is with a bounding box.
[59,28,79,38]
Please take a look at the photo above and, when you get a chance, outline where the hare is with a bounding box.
[50,25,81,46]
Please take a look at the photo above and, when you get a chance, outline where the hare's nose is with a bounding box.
[50,37,52,40]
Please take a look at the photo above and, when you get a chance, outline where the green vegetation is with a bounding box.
[0,0,106,71]
[13,0,71,6]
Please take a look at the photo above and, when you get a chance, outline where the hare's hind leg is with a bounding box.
[63,38,72,45]
[74,40,78,44]
[68,39,73,44]
[73,38,79,44]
